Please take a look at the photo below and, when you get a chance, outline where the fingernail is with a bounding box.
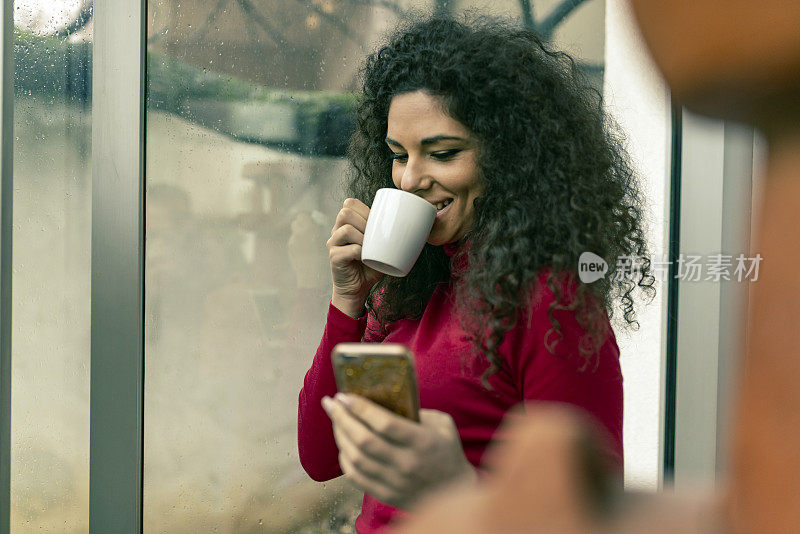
[335,392,352,407]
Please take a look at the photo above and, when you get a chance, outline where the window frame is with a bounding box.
[88,0,147,530]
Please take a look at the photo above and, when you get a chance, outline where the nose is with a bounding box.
[397,156,432,194]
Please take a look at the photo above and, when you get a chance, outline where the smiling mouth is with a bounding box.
[434,199,453,211]
[435,200,454,219]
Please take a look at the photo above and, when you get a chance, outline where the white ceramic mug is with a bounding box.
[361,188,436,277]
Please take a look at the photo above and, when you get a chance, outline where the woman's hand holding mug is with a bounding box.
[327,198,385,318]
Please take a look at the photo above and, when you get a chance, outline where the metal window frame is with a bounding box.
[89,0,147,531]
[1,0,13,531]
[670,110,754,489]
[662,101,682,482]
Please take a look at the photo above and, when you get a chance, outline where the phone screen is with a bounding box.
[332,344,420,422]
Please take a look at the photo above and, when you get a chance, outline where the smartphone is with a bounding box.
[331,342,420,422]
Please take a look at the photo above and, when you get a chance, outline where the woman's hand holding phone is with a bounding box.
[321,392,477,510]
[327,198,385,318]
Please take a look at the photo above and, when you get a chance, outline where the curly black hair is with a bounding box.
[347,12,656,387]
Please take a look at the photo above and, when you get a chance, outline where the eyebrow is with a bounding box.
[385,135,467,148]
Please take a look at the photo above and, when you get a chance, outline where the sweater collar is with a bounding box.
[442,238,471,258]
[443,238,471,275]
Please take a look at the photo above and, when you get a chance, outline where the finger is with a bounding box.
[328,243,364,265]
[333,422,400,485]
[342,197,370,221]
[334,204,368,233]
[323,396,397,463]
[327,224,365,248]
[338,447,395,505]
[337,393,421,446]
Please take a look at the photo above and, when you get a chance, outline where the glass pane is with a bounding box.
[11,1,92,531]
[144,0,609,531]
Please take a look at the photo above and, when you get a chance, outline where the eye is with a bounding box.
[390,152,408,163]
[431,149,461,161]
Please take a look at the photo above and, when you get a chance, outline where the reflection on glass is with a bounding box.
[144,0,603,531]
[10,1,92,531]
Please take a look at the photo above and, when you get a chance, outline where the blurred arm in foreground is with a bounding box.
[398,0,800,532]
[398,404,725,534]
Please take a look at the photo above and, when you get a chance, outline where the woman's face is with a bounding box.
[386,90,482,246]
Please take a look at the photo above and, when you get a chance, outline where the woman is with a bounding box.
[298,13,654,533]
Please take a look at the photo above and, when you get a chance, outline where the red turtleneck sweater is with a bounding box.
[297,243,623,533]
